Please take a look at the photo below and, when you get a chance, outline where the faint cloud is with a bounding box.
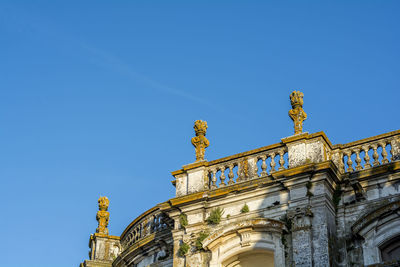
[79,43,212,107]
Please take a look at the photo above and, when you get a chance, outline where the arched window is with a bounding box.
[202,218,286,267]
[351,200,400,265]
[380,235,400,262]
[222,250,274,267]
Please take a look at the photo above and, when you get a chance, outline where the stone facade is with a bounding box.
[80,93,400,267]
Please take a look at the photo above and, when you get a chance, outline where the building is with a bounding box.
[80,92,400,267]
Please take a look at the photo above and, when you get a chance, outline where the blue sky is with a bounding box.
[0,1,399,266]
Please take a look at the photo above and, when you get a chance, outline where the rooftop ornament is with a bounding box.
[191,120,209,162]
[96,196,110,235]
[289,91,307,135]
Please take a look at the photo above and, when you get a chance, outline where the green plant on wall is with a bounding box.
[241,203,250,213]
[179,213,188,229]
[281,214,292,232]
[195,231,209,250]
[207,207,224,225]
[178,242,190,257]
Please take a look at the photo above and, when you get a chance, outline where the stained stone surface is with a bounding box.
[80,128,400,267]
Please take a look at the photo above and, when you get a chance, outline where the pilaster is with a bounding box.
[288,206,314,267]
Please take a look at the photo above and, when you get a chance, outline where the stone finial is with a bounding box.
[96,196,110,235]
[289,91,307,135]
[191,120,210,161]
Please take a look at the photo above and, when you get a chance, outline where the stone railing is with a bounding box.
[172,130,400,197]
[330,130,400,173]
[120,207,172,250]
[206,144,288,190]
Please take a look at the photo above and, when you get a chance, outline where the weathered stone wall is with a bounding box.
[336,169,400,267]
[114,162,400,267]
[100,129,400,267]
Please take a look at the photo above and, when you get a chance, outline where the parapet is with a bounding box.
[171,91,400,197]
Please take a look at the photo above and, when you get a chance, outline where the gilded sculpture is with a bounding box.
[96,196,110,235]
[289,91,307,135]
[191,120,209,161]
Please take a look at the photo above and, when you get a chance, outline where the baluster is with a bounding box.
[219,166,226,187]
[260,156,268,176]
[372,145,380,166]
[143,221,148,237]
[150,217,154,233]
[339,152,345,173]
[253,157,259,178]
[130,232,134,244]
[270,152,276,173]
[346,151,354,172]
[363,146,371,168]
[279,149,285,170]
[355,149,362,171]
[211,169,217,189]
[380,142,389,164]
[390,140,395,161]
[148,220,151,235]
[228,164,235,185]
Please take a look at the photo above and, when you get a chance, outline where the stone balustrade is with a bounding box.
[330,130,400,173]
[172,130,400,197]
[120,207,172,250]
[207,145,288,189]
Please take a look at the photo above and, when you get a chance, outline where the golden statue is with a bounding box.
[96,196,110,235]
[289,91,307,135]
[191,120,210,161]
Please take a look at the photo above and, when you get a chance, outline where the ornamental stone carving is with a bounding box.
[191,120,210,161]
[289,91,307,135]
[96,196,110,235]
